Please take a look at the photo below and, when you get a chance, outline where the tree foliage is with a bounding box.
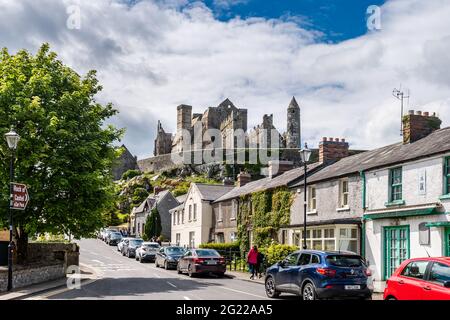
[143,207,162,240]
[0,44,123,261]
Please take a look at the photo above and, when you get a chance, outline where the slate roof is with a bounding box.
[194,183,235,201]
[214,162,323,203]
[134,190,172,214]
[295,126,450,185]
[176,194,187,204]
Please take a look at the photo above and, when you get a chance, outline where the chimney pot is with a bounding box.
[408,110,414,115]
[341,138,346,143]
[334,138,339,142]
[328,137,333,142]
[416,111,422,115]
[423,112,429,116]
[323,137,327,141]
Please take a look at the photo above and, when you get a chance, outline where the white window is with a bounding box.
[181,210,184,224]
[176,233,181,246]
[177,212,180,225]
[188,205,192,221]
[339,179,349,208]
[218,204,223,222]
[231,200,237,220]
[173,213,176,226]
[230,232,237,242]
[193,204,197,221]
[338,228,358,253]
[189,231,195,248]
[308,186,317,211]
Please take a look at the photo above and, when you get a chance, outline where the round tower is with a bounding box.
[286,96,301,149]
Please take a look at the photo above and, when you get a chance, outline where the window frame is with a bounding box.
[445,157,450,195]
[188,205,192,221]
[193,203,197,221]
[389,167,403,202]
[308,186,317,212]
[339,179,349,208]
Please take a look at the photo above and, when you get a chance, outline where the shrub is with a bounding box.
[261,244,298,266]
[143,207,162,240]
[199,242,240,251]
[122,169,141,180]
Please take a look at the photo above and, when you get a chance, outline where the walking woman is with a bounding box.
[247,245,259,280]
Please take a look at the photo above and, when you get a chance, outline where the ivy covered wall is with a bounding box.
[237,187,294,255]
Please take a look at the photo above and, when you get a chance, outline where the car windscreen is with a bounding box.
[166,247,185,254]
[111,233,122,238]
[145,244,160,249]
[130,240,143,246]
[326,255,364,267]
[196,249,220,257]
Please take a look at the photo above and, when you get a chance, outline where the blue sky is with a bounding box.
[203,0,386,42]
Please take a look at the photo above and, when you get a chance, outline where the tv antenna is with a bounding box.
[392,87,410,136]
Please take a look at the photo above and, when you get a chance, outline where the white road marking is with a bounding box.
[153,274,161,278]
[167,281,177,288]
[220,287,267,299]
[91,259,105,265]
[183,296,191,300]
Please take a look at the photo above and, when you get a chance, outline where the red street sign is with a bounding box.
[10,183,29,210]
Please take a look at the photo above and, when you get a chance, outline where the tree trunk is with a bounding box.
[16,227,28,265]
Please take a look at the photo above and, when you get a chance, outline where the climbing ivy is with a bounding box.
[237,187,294,253]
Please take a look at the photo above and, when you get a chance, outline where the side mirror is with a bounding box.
[278,260,285,267]
[444,281,450,288]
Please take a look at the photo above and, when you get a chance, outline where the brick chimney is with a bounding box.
[237,172,251,187]
[223,177,235,186]
[268,160,294,179]
[319,137,349,164]
[402,110,441,144]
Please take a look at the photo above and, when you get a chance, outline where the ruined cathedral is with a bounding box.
[153,97,301,161]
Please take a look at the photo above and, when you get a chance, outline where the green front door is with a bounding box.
[384,225,410,280]
[445,227,450,257]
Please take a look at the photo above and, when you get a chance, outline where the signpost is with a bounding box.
[10,183,29,210]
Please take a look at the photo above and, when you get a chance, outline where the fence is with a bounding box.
[214,248,269,275]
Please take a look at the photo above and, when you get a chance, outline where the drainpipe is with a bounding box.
[360,170,367,259]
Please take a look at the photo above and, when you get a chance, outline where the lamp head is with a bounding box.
[4,127,20,150]
[300,142,312,163]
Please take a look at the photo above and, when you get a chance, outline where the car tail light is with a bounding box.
[193,258,206,264]
[316,268,337,277]
[219,258,225,264]
[365,268,372,277]
[325,285,333,289]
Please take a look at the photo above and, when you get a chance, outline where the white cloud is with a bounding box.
[0,0,449,159]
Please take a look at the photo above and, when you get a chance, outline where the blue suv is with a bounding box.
[265,250,373,300]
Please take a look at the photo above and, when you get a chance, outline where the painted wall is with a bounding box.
[290,174,363,225]
[171,184,213,247]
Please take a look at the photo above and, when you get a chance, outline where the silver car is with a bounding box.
[135,242,161,263]
[117,237,133,252]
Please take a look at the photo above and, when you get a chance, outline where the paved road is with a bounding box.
[45,239,272,300]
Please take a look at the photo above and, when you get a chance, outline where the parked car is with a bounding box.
[106,232,123,246]
[155,246,186,269]
[117,237,132,252]
[121,238,144,258]
[101,229,116,242]
[383,257,450,300]
[177,248,226,277]
[264,250,372,300]
[135,242,161,263]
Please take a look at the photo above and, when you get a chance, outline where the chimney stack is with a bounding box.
[223,177,235,186]
[402,110,441,144]
[268,160,294,179]
[319,137,349,164]
[237,172,252,187]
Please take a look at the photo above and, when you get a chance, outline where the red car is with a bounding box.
[384,257,450,300]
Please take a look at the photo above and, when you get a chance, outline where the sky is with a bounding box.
[0,0,449,159]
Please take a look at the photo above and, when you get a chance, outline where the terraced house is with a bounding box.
[363,111,450,283]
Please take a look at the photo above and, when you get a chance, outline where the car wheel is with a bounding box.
[122,250,125,256]
[164,261,169,270]
[127,250,131,258]
[136,255,139,261]
[188,265,195,277]
[265,276,280,298]
[386,296,396,301]
[177,264,182,274]
[302,282,317,301]
[216,272,225,278]
[139,256,144,263]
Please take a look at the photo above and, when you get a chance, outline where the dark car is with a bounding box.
[106,232,123,246]
[265,250,373,300]
[177,249,226,277]
[121,238,144,258]
[155,246,186,269]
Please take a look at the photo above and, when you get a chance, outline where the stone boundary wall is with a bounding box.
[0,263,65,292]
[137,154,182,173]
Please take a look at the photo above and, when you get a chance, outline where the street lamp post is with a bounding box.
[299,143,312,250]
[4,128,20,291]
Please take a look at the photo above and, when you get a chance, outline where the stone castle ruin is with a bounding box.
[137,97,302,173]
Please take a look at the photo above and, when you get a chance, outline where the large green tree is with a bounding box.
[0,44,123,263]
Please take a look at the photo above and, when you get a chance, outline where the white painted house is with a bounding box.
[363,111,450,283]
[170,183,234,248]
